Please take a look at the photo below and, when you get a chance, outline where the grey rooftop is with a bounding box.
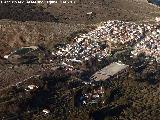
[90,62,129,81]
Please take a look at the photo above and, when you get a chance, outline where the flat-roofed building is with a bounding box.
[90,62,129,81]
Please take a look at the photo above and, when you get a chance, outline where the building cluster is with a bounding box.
[74,62,129,107]
[78,86,105,105]
[55,20,159,63]
[132,24,160,61]
[54,20,145,65]
[84,86,105,105]
[86,20,144,45]
[54,38,110,65]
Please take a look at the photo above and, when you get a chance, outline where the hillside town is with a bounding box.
[0,0,160,119]
[0,18,159,119]
[54,20,160,66]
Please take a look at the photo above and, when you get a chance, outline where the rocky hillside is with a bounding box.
[0,21,89,56]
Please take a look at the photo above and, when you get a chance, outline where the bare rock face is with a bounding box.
[0,21,87,57]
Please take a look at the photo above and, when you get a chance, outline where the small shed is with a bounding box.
[90,62,129,81]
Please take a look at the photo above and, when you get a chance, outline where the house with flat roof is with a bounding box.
[90,62,129,81]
